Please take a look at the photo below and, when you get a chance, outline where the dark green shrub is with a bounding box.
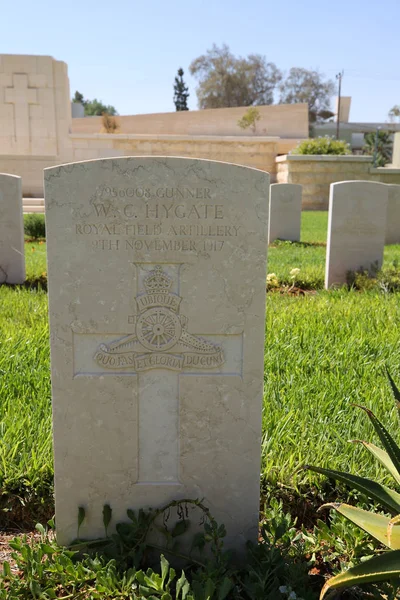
[24,214,45,239]
[292,136,351,155]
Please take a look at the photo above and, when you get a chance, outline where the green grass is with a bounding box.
[3,215,400,600]
[263,290,400,492]
[0,287,52,524]
[2,216,400,526]
[267,212,400,288]
[24,212,400,291]
[24,241,47,284]
[300,211,329,244]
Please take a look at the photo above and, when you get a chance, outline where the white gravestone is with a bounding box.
[325,181,388,288]
[268,183,302,243]
[44,157,269,552]
[0,173,25,284]
[385,185,400,245]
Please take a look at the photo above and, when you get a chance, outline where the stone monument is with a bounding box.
[325,180,388,288]
[268,183,302,243]
[385,184,400,245]
[44,157,269,553]
[0,173,25,284]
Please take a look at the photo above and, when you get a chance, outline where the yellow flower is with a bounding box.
[267,273,279,288]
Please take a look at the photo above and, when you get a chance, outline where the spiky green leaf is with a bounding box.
[304,465,400,515]
[351,440,400,486]
[387,370,400,422]
[388,514,400,548]
[320,549,400,599]
[322,503,400,548]
[354,405,400,481]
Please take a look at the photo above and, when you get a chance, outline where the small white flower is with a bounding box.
[290,268,300,277]
[279,586,288,594]
[289,592,297,600]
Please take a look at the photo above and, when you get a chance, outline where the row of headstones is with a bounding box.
[1,159,399,556]
[1,173,399,289]
[270,181,400,288]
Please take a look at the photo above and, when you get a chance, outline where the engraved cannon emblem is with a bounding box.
[93,265,225,372]
[136,308,182,351]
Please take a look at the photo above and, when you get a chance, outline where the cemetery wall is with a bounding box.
[69,133,280,178]
[0,135,280,196]
[71,103,309,138]
[276,155,400,209]
[0,155,60,196]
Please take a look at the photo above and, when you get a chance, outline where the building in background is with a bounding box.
[314,96,400,152]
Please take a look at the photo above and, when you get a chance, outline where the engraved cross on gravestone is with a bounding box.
[74,263,243,484]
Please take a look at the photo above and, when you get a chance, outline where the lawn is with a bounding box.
[6,213,400,509]
[1,212,400,598]
[24,212,400,289]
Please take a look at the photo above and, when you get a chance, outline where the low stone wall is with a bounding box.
[69,134,279,179]
[0,155,59,196]
[276,155,400,209]
[0,135,281,196]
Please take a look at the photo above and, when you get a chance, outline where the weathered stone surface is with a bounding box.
[0,173,25,284]
[268,183,302,242]
[385,185,400,245]
[325,181,388,288]
[44,157,269,553]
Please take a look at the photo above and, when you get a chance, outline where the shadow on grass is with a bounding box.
[1,277,48,292]
[270,239,327,248]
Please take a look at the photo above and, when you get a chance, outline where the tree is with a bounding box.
[389,105,400,122]
[237,107,261,133]
[72,91,85,105]
[189,44,281,109]
[279,68,335,123]
[71,91,118,116]
[173,68,189,111]
[84,99,118,116]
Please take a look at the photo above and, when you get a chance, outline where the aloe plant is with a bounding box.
[305,371,400,599]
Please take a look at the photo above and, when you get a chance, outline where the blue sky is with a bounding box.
[2,0,399,122]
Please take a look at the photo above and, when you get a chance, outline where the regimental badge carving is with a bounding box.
[94,266,225,372]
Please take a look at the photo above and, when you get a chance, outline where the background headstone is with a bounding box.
[44,157,269,552]
[392,132,400,168]
[0,173,25,284]
[385,184,400,245]
[268,183,302,243]
[325,180,388,288]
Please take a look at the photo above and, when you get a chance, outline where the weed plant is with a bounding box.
[24,214,45,240]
